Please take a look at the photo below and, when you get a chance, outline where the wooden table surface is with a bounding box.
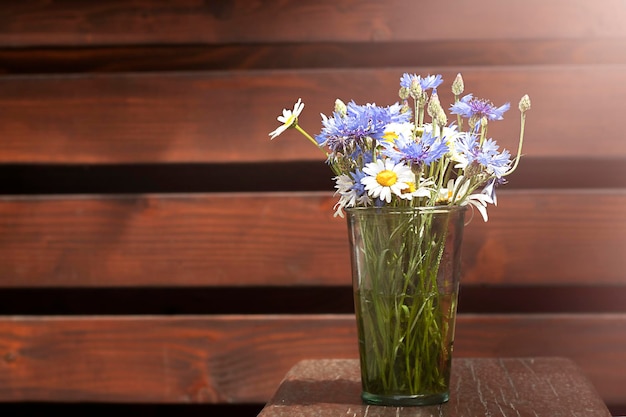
[258,357,611,417]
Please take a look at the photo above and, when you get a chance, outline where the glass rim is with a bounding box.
[344,204,467,215]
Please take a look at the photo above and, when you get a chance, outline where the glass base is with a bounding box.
[361,390,449,406]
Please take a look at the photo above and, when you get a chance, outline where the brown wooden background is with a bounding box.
[0,1,625,416]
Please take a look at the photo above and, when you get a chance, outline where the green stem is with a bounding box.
[354,209,458,397]
[294,124,325,154]
[503,112,526,177]
[479,122,487,146]
[294,124,342,176]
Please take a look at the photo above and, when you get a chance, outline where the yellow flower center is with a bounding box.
[376,170,397,187]
[402,182,416,194]
[285,115,296,127]
[437,189,453,203]
[382,131,398,142]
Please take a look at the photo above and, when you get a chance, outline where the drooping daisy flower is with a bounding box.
[398,177,434,201]
[333,169,371,217]
[440,176,494,222]
[463,191,493,222]
[361,159,414,203]
[269,98,305,139]
[449,94,510,122]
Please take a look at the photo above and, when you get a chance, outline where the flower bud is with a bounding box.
[437,110,448,127]
[334,98,347,117]
[409,79,422,99]
[518,94,531,112]
[400,100,411,114]
[399,87,409,100]
[427,90,444,119]
[452,73,464,96]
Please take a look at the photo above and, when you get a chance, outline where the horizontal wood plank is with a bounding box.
[2,39,625,75]
[0,190,624,288]
[0,314,624,406]
[2,2,624,73]
[0,66,625,164]
[1,0,625,47]
[0,192,345,288]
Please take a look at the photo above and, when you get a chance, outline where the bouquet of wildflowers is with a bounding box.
[269,73,530,221]
[269,73,530,403]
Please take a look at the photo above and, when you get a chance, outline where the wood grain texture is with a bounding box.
[0,315,358,404]
[455,314,626,409]
[0,66,625,163]
[0,0,624,413]
[259,358,611,416]
[0,190,624,288]
[0,2,623,413]
[0,0,624,46]
[0,315,624,406]
[0,192,344,287]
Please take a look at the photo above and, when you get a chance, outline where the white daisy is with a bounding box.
[423,122,460,141]
[398,177,434,200]
[465,192,494,222]
[361,159,413,203]
[332,173,372,218]
[382,122,414,143]
[333,174,357,217]
[441,176,494,222]
[269,98,305,140]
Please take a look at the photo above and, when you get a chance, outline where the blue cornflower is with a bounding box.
[456,134,511,178]
[400,73,444,91]
[382,129,449,168]
[348,169,368,198]
[400,73,415,89]
[346,145,374,165]
[449,94,510,121]
[477,139,511,178]
[382,132,449,167]
[316,101,409,153]
[419,74,444,91]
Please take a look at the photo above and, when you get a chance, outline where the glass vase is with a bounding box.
[346,205,466,406]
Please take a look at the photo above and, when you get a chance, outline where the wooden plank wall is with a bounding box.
[0,1,625,416]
